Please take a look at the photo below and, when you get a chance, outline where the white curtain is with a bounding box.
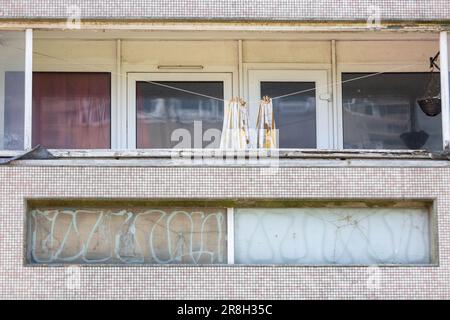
[220,98,249,150]
[256,96,277,149]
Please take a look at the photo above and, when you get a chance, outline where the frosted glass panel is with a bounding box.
[235,208,430,265]
[28,207,227,265]
[0,31,25,150]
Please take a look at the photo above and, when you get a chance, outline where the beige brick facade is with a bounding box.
[0,163,449,299]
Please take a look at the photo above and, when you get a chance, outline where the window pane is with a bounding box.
[261,82,316,148]
[136,81,224,149]
[343,73,442,150]
[0,31,25,150]
[28,206,227,265]
[448,35,450,119]
[235,208,430,265]
[32,72,111,149]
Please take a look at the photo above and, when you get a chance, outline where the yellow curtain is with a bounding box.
[256,96,277,149]
[220,98,249,150]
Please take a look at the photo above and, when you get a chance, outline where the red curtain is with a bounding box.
[32,72,111,149]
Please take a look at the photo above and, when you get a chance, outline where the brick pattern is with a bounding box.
[0,165,449,299]
[0,0,449,21]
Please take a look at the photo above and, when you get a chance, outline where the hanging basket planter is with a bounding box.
[417,97,441,117]
[400,130,429,150]
[417,52,441,117]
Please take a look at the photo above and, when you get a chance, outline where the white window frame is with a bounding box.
[126,72,233,149]
[440,32,450,149]
[337,63,435,150]
[24,29,33,150]
[226,208,234,264]
[0,29,32,156]
[3,34,449,155]
[247,68,332,149]
[29,35,117,150]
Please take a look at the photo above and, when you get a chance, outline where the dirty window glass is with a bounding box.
[136,81,224,149]
[261,81,316,148]
[448,35,450,133]
[235,208,430,265]
[0,31,25,150]
[342,73,442,151]
[28,206,227,265]
[32,72,111,149]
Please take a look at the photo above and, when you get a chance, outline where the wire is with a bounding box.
[4,43,426,105]
[271,66,426,101]
[141,80,224,102]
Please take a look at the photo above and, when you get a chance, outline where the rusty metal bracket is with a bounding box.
[430,52,440,70]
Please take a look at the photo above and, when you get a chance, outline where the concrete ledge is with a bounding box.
[2,149,449,167]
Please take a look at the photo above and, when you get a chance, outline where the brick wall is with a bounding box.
[0,164,449,299]
[0,0,449,21]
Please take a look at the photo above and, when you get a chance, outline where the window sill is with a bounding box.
[1,148,442,159]
[23,263,439,268]
[47,148,441,159]
[1,148,449,167]
[0,150,23,157]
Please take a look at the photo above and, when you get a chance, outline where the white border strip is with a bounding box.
[24,29,33,150]
[440,32,450,149]
[238,40,244,97]
[114,39,122,149]
[227,208,234,264]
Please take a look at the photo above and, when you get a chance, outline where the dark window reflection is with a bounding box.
[136,81,224,149]
[342,73,442,151]
[261,82,316,148]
